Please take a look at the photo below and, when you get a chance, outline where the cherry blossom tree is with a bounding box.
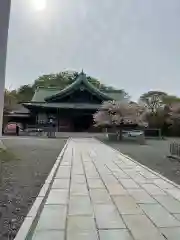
[94,101,147,139]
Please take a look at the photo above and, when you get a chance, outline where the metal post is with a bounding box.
[0,0,11,136]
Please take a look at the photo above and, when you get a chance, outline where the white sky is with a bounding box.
[5,0,180,100]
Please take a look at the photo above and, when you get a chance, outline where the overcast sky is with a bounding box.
[5,0,180,100]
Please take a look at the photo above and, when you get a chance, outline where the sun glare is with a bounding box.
[33,0,47,12]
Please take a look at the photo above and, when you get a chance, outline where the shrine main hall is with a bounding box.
[22,72,123,132]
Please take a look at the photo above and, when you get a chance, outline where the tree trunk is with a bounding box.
[118,128,123,141]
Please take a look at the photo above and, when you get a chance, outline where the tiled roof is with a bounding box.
[30,72,124,103]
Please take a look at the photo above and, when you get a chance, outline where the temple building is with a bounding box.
[22,72,124,132]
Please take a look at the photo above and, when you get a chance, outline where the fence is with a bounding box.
[24,125,56,138]
[144,128,162,139]
[170,142,180,159]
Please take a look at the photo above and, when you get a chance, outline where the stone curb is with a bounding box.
[14,139,69,240]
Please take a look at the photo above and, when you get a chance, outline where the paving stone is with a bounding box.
[140,204,180,227]
[94,204,126,229]
[84,162,95,169]
[67,230,98,240]
[117,163,135,169]
[45,189,68,205]
[90,189,112,204]
[154,195,180,213]
[106,183,128,195]
[140,170,158,179]
[84,168,97,175]
[174,214,180,221]
[70,183,88,195]
[98,168,112,175]
[56,166,71,178]
[131,174,148,184]
[72,167,84,175]
[87,179,105,189]
[99,229,133,240]
[32,230,64,240]
[141,184,166,195]
[122,214,165,240]
[119,179,140,189]
[109,167,126,175]
[113,171,130,179]
[166,188,180,201]
[128,189,157,204]
[61,161,71,166]
[71,175,86,184]
[102,175,119,185]
[122,169,138,176]
[68,216,96,231]
[153,179,174,189]
[52,179,70,189]
[84,166,97,173]
[113,196,143,214]
[86,171,100,178]
[35,205,67,230]
[160,227,180,240]
[69,196,93,215]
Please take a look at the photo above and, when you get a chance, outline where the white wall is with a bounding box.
[0,0,11,135]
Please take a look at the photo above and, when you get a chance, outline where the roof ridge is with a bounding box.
[102,89,123,93]
[36,87,63,91]
[45,72,113,102]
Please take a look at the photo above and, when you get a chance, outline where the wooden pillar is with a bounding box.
[0,0,11,136]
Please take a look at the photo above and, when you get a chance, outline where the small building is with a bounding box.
[22,72,124,132]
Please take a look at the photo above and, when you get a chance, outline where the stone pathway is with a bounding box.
[16,138,180,239]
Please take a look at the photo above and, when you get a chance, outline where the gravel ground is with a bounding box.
[100,137,180,185]
[0,137,66,240]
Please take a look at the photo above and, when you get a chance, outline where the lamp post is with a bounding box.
[0,0,11,136]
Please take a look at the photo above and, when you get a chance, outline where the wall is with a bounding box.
[0,0,11,136]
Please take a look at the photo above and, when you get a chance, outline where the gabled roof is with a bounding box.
[32,88,60,102]
[45,72,113,102]
[30,72,124,102]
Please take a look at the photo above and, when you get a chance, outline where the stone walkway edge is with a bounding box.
[105,142,180,190]
[15,138,180,240]
[14,139,70,240]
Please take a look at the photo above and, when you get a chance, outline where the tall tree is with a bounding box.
[4,89,17,112]
[16,85,34,102]
[32,71,78,90]
[32,71,116,91]
[162,95,180,105]
[139,91,167,114]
